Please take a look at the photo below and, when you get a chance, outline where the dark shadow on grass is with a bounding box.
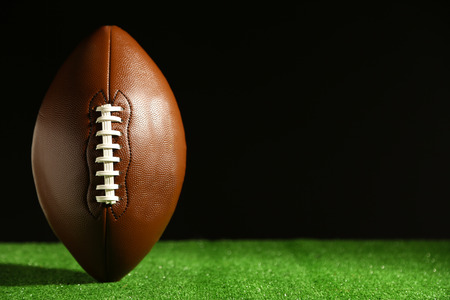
[0,263,96,286]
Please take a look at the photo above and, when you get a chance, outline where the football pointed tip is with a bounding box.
[93,25,123,35]
[90,272,127,283]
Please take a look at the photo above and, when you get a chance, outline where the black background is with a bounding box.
[1,2,449,241]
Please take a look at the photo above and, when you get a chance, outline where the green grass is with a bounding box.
[0,240,449,299]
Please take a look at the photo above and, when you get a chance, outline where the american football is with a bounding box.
[31,25,186,282]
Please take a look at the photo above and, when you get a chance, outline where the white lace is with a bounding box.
[95,104,123,204]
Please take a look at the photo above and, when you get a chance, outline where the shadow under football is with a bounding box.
[0,263,95,286]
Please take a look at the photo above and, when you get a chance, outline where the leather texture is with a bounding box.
[31,26,186,282]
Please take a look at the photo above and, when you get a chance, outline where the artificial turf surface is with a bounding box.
[0,240,448,299]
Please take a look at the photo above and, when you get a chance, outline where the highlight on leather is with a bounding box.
[95,104,124,204]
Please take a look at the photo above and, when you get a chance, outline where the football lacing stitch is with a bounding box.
[95,104,123,204]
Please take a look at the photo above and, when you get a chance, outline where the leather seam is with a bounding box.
[104,25,112,282]
[107,26,112,102]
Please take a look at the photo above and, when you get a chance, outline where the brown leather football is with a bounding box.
[31,25,186,282]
